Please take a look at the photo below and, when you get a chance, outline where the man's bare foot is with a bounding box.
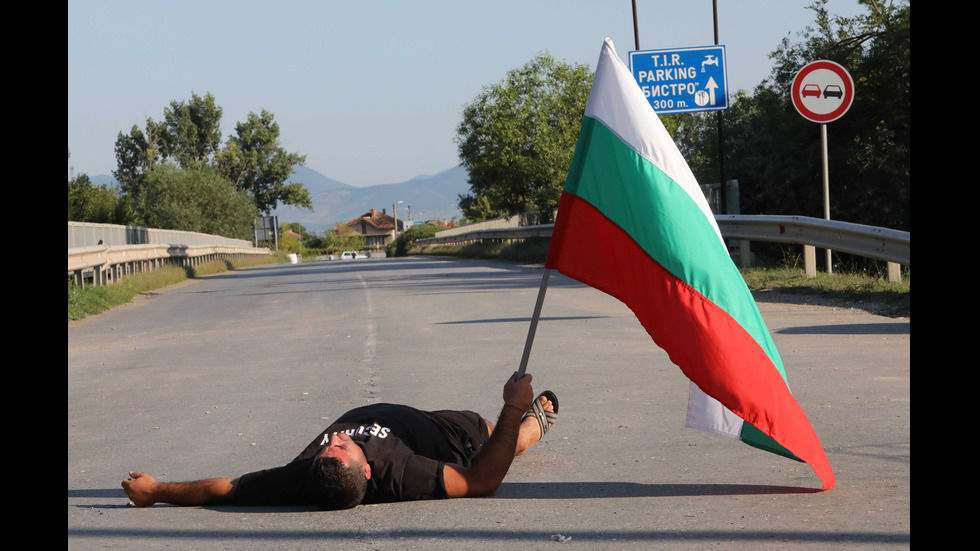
[516,393,557,456]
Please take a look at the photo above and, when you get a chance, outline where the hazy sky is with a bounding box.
[68,1,866,187]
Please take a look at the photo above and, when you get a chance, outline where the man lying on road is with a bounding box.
[122,373,558,510]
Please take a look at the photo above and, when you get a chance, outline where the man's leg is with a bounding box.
[483,394,555,457]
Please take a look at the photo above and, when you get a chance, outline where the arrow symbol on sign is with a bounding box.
[705,77,718,106]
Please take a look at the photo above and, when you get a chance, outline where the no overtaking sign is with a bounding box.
[791,60,854,123]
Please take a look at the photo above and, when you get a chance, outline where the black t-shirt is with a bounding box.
[233,404,489,505]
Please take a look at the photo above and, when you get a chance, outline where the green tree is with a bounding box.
[672,0,909,231]
[68,171,126,224]
[140,163,257,240]
[157,92,223,167]
[114,94,311,216]
[69,151,129,224]
[664,91,765,193]
[279,222,308,254]
[278,231,303,254]
[114,93,219,188]
[327,222,365,252]
[217,110,310,213]
[760,0,908,230]
[113,119,163,202]
[455,52,593,222]
[281,222,310,239]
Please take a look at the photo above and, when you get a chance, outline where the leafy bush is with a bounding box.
[388,224,441,257]
[140,164,257,240]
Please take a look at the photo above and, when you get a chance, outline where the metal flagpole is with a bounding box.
[515,268,552,379]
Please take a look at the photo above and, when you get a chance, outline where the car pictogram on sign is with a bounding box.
[802,84,822,98]
[823,84,843,99]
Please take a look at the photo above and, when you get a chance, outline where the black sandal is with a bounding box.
[523,390,558,437]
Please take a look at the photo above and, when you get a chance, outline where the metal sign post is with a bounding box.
[792,60,855,274]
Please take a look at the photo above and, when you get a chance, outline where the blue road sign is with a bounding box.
[629,45,728,114]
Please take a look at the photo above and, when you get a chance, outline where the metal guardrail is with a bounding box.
[429,212,546,238]
[68,221,270,287]
[715,215,909,265]
[68,244,271,287]
[417,214,910,281]
[420,223,556,244]
[68,221,252,249]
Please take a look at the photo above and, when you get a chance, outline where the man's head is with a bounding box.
[306,433,371,510]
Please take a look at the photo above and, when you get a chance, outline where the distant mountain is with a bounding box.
[79,164,469,234]
[288,165,354,193]
[273,165,469,233]
[85,164,355,196]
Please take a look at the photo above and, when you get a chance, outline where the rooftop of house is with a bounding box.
[345,208,404,232]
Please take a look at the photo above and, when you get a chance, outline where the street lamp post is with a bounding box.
[392,200,404,242]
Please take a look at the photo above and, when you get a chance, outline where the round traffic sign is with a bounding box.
[791,60,854,123]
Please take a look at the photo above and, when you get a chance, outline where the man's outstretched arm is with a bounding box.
[122,471,238,506]
[442,373,534,498]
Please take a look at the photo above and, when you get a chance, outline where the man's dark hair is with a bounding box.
[307,456,368,510]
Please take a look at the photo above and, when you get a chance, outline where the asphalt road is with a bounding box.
[68,256,910,549]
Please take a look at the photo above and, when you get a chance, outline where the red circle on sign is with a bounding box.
[792,60,854,123]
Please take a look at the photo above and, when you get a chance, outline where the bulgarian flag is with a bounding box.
[545,39,835,490]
